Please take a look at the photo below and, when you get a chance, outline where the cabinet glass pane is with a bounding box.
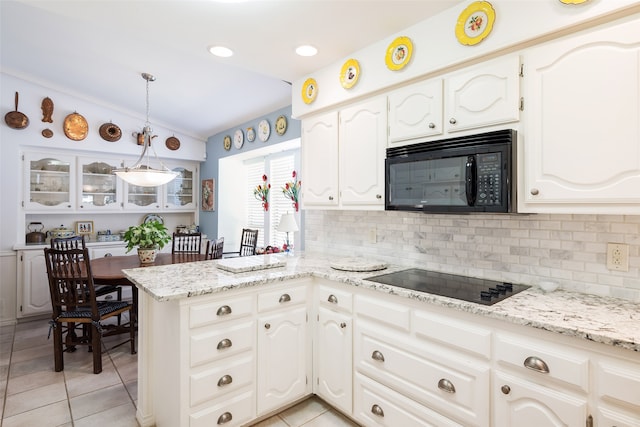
[82,162,118,207]
[127,184,159,207]
[29,158,71,207]
[166,167,193,207]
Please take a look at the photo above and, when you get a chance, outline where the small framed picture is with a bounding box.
[75,221,94,235]
[202,178,215,211]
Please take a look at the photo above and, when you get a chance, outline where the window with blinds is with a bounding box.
[244,150,298,249]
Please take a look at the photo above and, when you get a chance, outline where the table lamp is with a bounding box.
[277,213,299,253]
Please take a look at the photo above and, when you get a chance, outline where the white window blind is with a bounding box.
[243,151,297,249]
[269,155,296,248]
[245,159,265,247]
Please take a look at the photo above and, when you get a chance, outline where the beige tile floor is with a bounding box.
[1,318,359,427]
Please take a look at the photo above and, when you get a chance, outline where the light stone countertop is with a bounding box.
[123,252,640,353]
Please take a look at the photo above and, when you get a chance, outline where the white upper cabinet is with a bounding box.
[78,156,122,211]
[388,79,443,145]
[388,55,521,148]
[23,152,76,211]
[302,96,386,210]
[301,111,339,207]
[163,163,197,211]
[444,55,521,133]
[522,16,640,212]
[339,97,387,207]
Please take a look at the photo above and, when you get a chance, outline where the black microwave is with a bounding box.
[385,129,516,213]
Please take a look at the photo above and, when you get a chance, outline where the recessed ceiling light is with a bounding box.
[295,45,317,57]
[209,45,233,58]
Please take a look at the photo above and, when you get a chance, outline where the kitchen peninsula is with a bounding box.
[124,253,639,427]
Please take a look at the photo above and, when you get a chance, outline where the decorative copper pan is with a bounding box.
[99,122,122,142]
[63,112,88,141]
[166,136,180,150]
[5,92,29,129]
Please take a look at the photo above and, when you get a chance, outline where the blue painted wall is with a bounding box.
[199,105,300,239]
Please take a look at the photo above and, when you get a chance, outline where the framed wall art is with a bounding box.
[202,178,215,211]
[75,221,94,235]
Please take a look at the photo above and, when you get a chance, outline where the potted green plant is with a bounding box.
[123,220,171,264]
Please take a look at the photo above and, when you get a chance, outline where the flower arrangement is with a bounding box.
[123,220,171,253]
[282,170,301,212]
[254,174,270,211]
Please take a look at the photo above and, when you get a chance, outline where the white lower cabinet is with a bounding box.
[493,371,588,427]
[316,304,353,414]
[256,283,312,416]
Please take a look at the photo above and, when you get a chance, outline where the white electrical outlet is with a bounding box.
[606,243,629,272]
[369,228,377,244]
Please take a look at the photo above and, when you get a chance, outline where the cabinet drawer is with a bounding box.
[354,295,410,331]
[318,284,352,313]
[257,284,307,313]
[354,373,463,427]
[495,333,589,392]
[190,320,254,367]
[189,294,254,329]
[190,389,255,427]
[595,357,640,409]
[190,354,254,407]
[356,327,489,426]
[413,309,491,359]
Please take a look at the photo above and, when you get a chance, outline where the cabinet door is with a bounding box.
[493,371,587,427]
[78,157,121,211]
[301,112,339,207]
[123,182,162,210]
[257,306,310,415]
[339,97,387,207]
[388,79,443,146]
[17,250,51,317]
[23,152,75,211]
[164,163,197,210]
[444,55,520,133]
[316,307,352,415]
[523,18,640,205]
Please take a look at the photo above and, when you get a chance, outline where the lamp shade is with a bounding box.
[115,166,179,187]
[277,213,299,233]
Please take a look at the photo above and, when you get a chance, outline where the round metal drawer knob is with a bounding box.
[501,385,511,395]
[327,294,338,304]
[264,323,271,330]
[530,188,540,196]
[449,118,457,125]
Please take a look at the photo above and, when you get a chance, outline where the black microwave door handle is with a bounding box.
[465,156,477,206]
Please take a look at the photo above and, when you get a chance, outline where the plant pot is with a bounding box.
[138,248,157,265]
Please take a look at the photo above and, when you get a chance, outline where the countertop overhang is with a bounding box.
[122,253,640,353]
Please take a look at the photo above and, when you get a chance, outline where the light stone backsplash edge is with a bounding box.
[304,210,640,302]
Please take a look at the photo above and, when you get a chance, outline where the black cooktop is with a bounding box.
[365,268,530,306]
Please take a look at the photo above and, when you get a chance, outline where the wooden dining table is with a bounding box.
[90,253,208,324]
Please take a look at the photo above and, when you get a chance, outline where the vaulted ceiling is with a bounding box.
[1,0,462,140]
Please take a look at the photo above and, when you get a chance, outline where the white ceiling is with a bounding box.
[1,0,462,140]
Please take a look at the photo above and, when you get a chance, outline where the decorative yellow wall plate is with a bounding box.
[223,135,231,151]
[385,36,413,71]
[246,127,255,142]
[340,58,360,89]
[455,1,496,46]
[559,0,589,3]
[275,115,287,136]
[301,78,318,104]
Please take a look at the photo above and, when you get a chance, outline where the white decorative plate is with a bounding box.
[246,127,256,142]
[258,119,270,142]
[234,129,244,149]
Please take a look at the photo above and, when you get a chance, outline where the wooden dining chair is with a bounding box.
[223,228,258,257]
[205,237,225,260]
[44,247,136,374]
[172,232,202,254]
[51,235,122,300]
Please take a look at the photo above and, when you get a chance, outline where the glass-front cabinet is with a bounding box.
[23,152,75,211]
[78,157,121,211]
[164,164,196,210]
[123,183,162,211]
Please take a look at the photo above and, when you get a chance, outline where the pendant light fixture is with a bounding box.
[114,73,179,187]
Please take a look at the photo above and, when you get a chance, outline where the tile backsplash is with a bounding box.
[305,210,640,302]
